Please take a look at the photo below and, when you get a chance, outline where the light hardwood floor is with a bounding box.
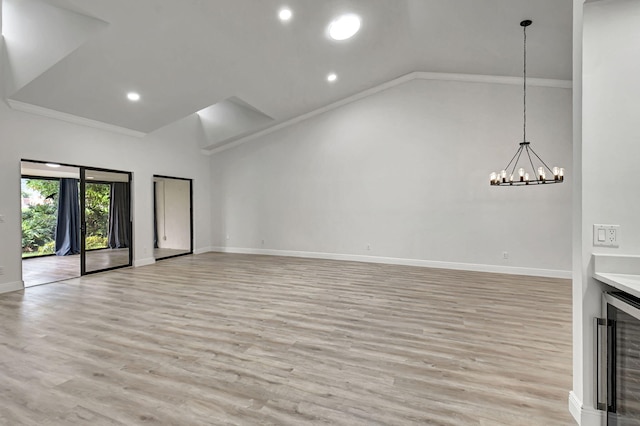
[22,249,131,287]
[0,253,574,425]
[22,254,80,287]
[154,248,191,260]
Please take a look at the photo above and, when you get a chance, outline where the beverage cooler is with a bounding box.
[597,292,640,425]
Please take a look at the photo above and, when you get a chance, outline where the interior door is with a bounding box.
[80,167,132,275]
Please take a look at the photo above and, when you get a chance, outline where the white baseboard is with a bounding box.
[209,247,571,279]
[134,257,156,267]
[0,281,24,294]
[568,391,604,426]
[580,407,604,426]
[194,247,213,255]
[568,391,582,424]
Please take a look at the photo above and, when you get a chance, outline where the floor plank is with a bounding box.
[0,253,574,425]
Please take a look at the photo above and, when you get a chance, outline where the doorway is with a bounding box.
[153,175,193,261]
[20,160,133,287]
[81,167,132,274]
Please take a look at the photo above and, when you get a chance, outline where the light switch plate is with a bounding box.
[593,224,619,247]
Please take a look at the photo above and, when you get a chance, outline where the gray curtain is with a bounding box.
[107,182,130,249]
[55,178,80,256]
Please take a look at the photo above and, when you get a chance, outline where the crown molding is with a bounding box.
[204,71,572,156]
[7,99,147,138]
[415,71,572,89]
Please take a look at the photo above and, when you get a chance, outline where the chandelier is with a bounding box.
[489,20,564,186]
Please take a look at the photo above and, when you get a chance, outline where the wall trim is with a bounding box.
[7,99,147,138]
[0,281,24,294]
[210,247,571,279]
[569,391,605,426]
[204,71,572,155]
[194,246,213,255]
[568,391,582,424]
[134,257,155,267]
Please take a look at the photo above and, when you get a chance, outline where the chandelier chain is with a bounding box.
[489,19,564,186]
[523,23,527,143]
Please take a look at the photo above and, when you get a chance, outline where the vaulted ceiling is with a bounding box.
[1,0,572,150]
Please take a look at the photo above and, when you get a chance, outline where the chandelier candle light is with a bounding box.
[489,19,564,186]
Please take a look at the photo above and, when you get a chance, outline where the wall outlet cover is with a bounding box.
[593,224,619,247]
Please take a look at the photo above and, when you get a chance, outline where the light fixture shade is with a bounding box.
[328,14,361,40]
[278,8,292,21]
[489,20,563,187]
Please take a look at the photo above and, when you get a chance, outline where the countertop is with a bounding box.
[592,254,640,298]
[593,271,640,300]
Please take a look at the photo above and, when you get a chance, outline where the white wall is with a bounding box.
[572,1,640,424]
[211,76,572,276]
[0,102,211,293]
[155,178,191,251]
[571,1,586,424]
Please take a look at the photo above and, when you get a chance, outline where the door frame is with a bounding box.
[153,174,193,260]
[21,159,135,283]
[80,166,133,275]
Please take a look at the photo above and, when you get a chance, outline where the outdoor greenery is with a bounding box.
[85,183,110,240]
[21,179,58,256]
[21,179,112,257]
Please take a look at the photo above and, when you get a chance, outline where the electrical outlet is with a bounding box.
[593,224,619,247]
[261,239,265,245]
[0,215,5,223]
[502,251,509,260]
[366,244,371,251]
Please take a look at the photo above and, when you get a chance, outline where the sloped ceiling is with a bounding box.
[1,0,572,149]
[2,0,107,95]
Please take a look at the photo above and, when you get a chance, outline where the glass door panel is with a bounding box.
[153,175,193,261]
[606,293,640,426]
[81,168,132,274]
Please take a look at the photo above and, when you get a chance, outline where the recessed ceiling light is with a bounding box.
[46,163,61,168]
[327,73,337,82]
[278,8,292,21]
[328,14,361,40]
[127,92,141,102]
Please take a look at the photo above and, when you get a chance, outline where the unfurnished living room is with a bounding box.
[0,1,636,425]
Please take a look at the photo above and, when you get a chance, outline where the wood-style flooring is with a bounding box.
[22,254,80,287]
[154,248,191,260]
[1,253,574,425]
[22,249,131,287]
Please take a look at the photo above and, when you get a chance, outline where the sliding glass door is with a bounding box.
[153,175,193,261]
[80,167,132,275]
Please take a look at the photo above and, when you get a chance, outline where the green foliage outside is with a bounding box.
[86,235,108,250]
[21,179,111,257]
[85,183,110,240]
[21,179,58,256]
[21,202,57,256]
